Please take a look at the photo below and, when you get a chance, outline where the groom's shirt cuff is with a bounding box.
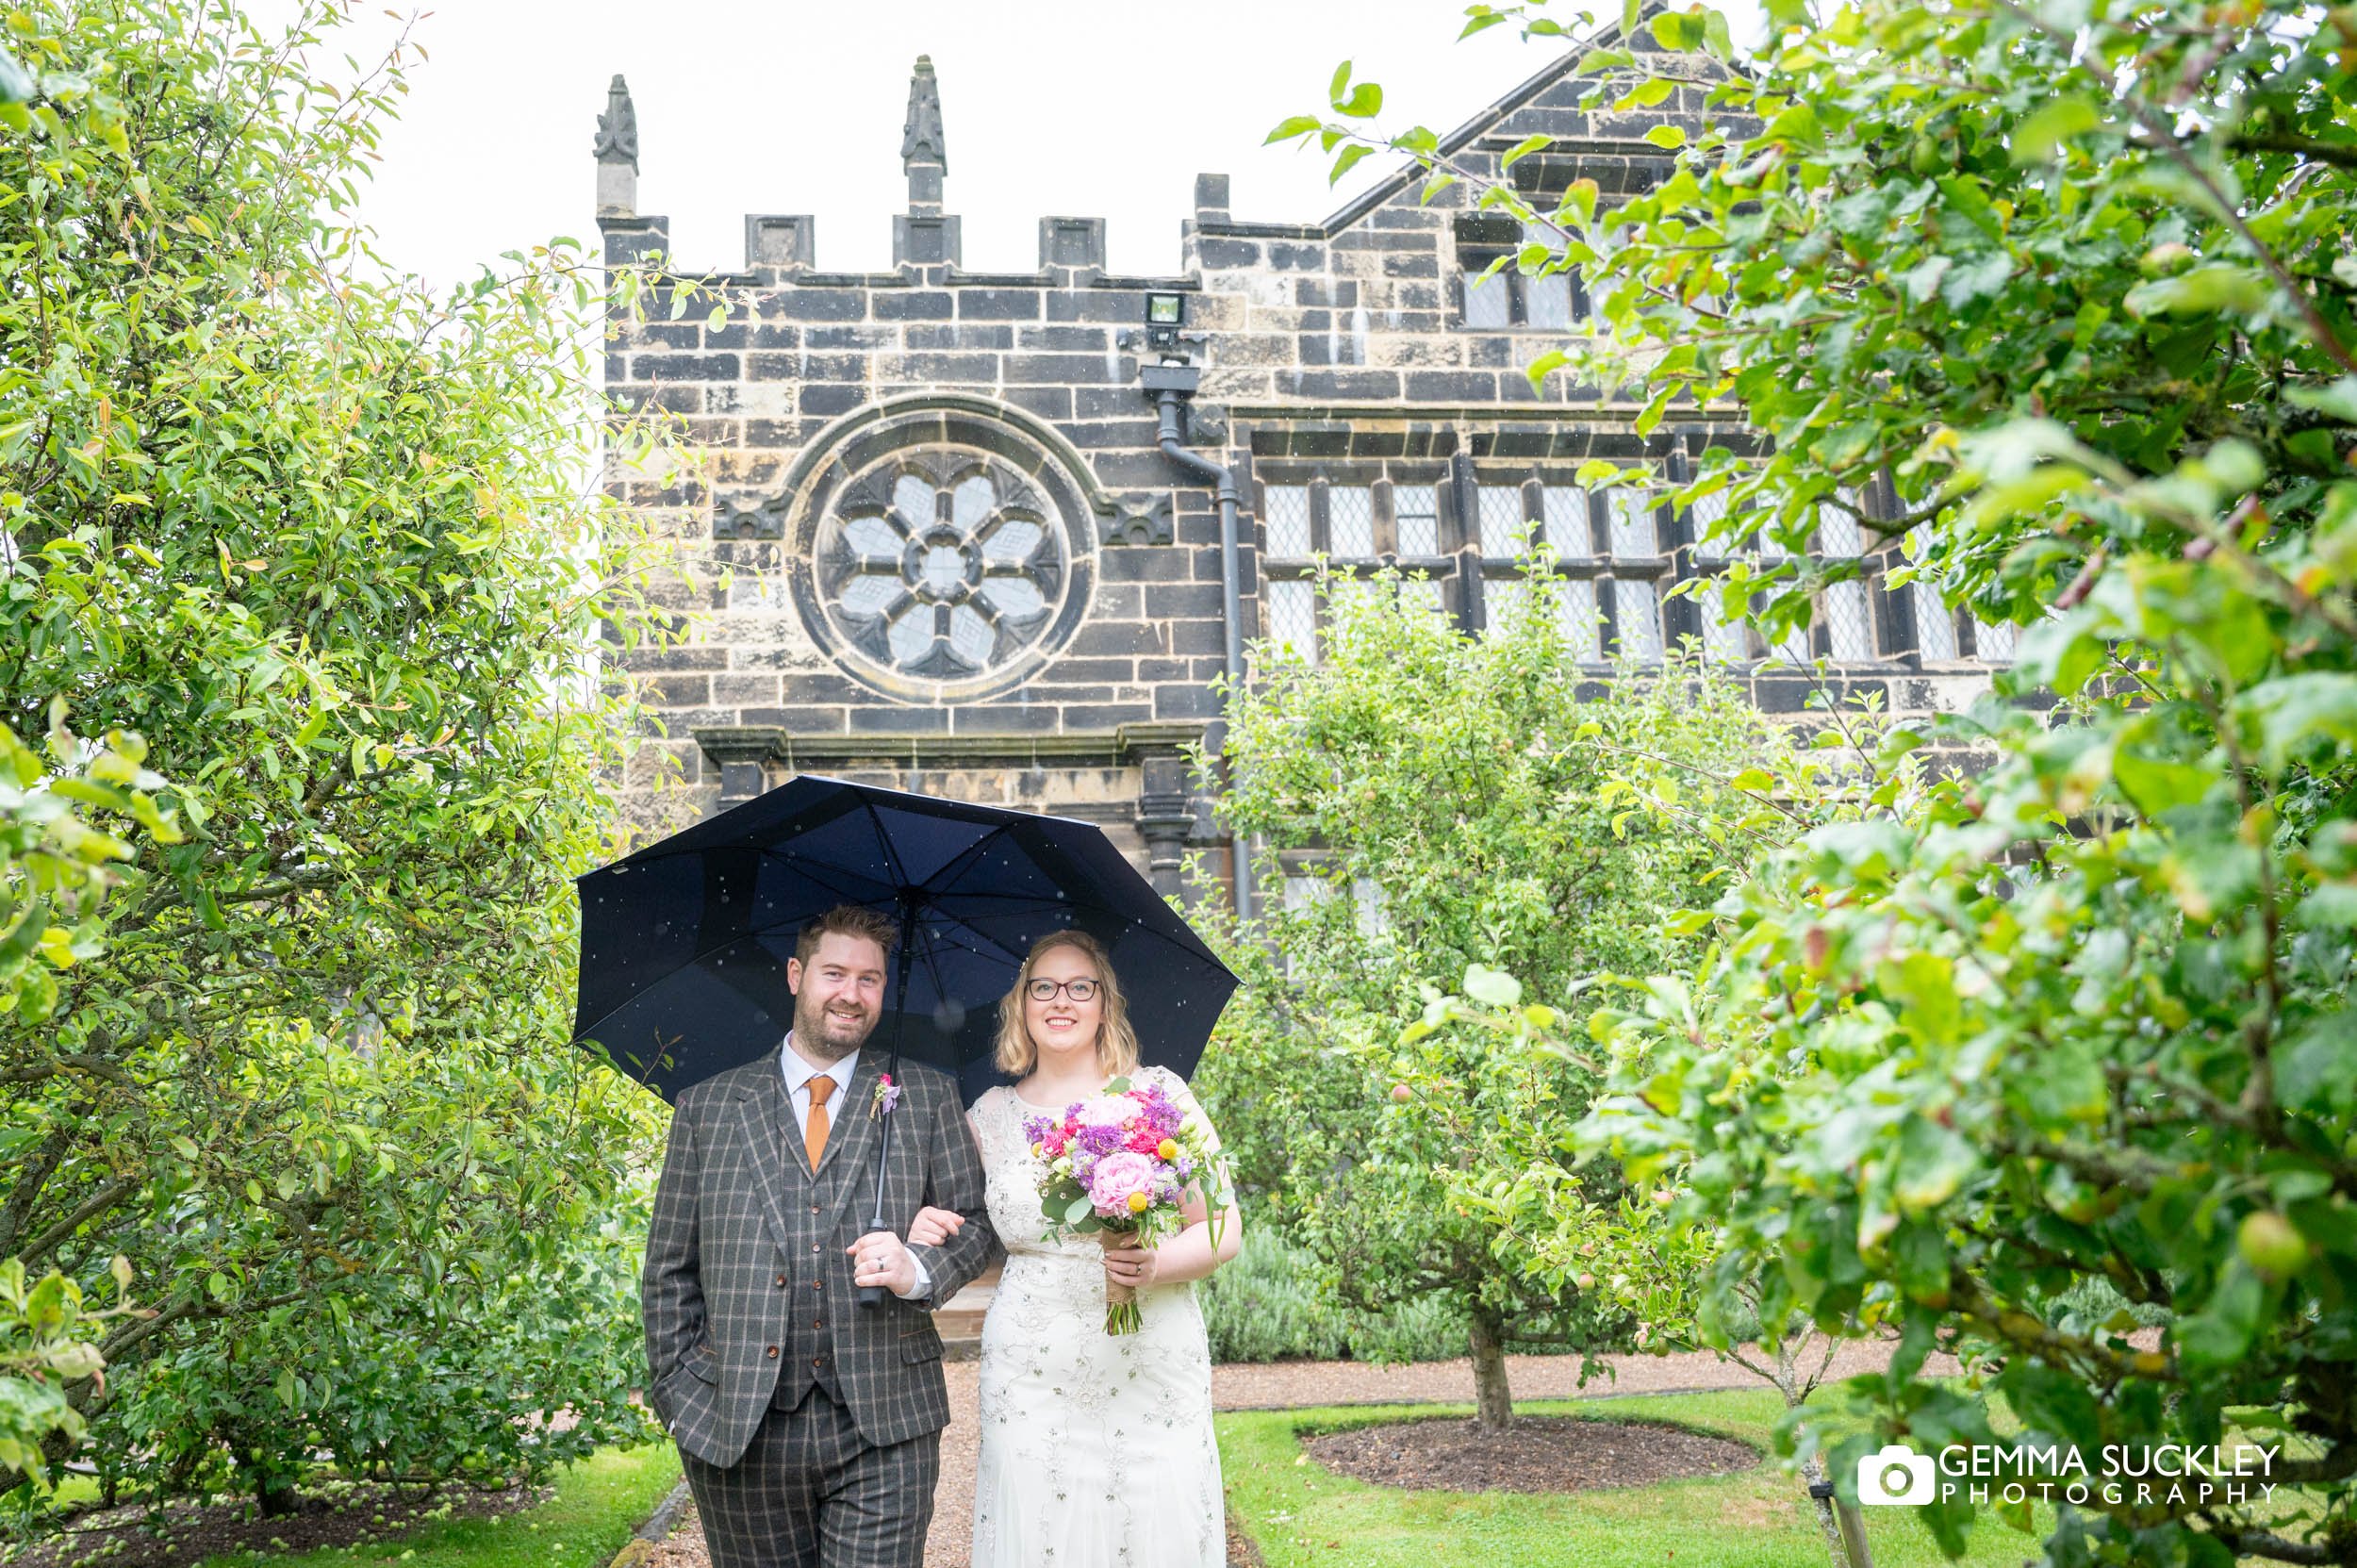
[895,1255,932,1301]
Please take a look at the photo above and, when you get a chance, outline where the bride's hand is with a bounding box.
[1101,1242,1157,1289]
[906,1206,964,1247]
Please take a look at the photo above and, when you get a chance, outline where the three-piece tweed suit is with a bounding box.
[642,1048,1002,1567]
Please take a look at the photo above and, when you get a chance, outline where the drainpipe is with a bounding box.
[1144,363,1253,923]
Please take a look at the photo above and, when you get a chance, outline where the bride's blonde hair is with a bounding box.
[994,930,1140,1078]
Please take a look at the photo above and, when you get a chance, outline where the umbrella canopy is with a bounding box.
[571,774,1238,1104]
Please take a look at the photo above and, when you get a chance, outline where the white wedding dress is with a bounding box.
[969,1065,1227,1567]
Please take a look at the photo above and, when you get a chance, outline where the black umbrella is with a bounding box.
[569,775,1239,1301]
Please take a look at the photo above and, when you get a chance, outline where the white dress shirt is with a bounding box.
[781,1033,931,1300]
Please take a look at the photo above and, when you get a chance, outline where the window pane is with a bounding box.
[1264,485,1311,556]
[1525,273,1573,330]
[1352,877,1389,938]
[1608,487,1657,556]
[1329,486,1376,556]
[1482,576,1529,636]
[1281,873,1334,912]
[1818,500,1865,556]
[1610,578,1664,663]
[1541,486,1590,555]
[1689,488,1731,562]
[1262,579,1316,664]
[1913,581,1959,659]
[1557,577,1601,660]
[1463,269,1509,328]
[1975,618,2018,663]
[1478,486,1529,558]
[1394,485,1440,554]
[1824,579,1874,661]
[1700,583,1749,663]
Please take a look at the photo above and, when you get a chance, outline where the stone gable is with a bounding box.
[595,23,2007,900]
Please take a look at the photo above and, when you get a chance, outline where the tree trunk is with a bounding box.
[1800,1451,1849,1568]
[1466,1304,1513,1433]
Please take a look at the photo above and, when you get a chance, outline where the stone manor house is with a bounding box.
[594,28,2014,906]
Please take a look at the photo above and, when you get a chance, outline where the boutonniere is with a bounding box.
[869,1073,900,1121]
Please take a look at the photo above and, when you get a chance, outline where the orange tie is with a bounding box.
[804,1074,835,1170]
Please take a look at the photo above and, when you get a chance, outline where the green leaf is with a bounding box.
[1328,59,1353,107]
[1463,964,1524,1008]
[1340,82,1383,119]
[0,47,32,104]
[1264,115,1320,145]
[1892,1114,1977,1213]
[2234,674,2357,768]
[2177,1263,2268,1372]
[2287,377,2357,424]
[2009,96,2100,163]
[1329,142,1373,186]
[1642,124,1688,151]
[2125,264,2273,319]
[1501,133,1553,170]
[2112,750,2216,815]
[1064,1196,1095,1224]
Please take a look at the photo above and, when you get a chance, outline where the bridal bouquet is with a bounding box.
[1024,1077,1227,1334]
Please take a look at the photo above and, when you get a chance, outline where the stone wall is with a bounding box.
[592,28,2008,869]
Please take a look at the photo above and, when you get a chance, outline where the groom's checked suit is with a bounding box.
[642,1043,1001,1568]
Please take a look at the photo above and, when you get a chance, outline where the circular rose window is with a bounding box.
[781,403,1098,702]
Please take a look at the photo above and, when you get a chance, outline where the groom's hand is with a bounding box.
[848,1230,918,1296]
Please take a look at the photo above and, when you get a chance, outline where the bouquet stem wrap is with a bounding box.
[1095,1230,1145,1335]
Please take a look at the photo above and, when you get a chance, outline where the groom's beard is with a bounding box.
[794,991,878,1063]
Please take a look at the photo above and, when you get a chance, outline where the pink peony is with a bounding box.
[1086,1150,1158,1217]
[1075,1094,1135,1130]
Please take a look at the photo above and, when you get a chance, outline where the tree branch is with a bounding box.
[2218,129,2357,172]
[14,1176,140,1266]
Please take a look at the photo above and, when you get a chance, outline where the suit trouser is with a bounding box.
[681,1384,939,1568]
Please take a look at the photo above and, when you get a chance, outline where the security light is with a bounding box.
[1145,290,1185,349]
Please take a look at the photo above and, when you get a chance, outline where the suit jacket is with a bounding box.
[640,1048,1003,1466]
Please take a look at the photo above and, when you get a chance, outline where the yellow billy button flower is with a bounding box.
[1127,1191,1150,1213]
[1031,1142,1044,1158]
[1157,1138,1178,1161]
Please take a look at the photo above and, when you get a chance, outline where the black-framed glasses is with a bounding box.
[1026,977,1099,1002]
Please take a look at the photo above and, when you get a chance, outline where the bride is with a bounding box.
[908,929,1242,1567]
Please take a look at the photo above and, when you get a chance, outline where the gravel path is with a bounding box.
[640,1337,1943,1568]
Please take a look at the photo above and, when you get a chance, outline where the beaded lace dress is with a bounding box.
[967,1065,1226,1568]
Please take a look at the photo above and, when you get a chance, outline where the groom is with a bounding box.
[641,904,1002,1568]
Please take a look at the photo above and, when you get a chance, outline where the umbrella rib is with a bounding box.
[918,922,1032,968]
[861,797,915,893]
[915,819,1018,899]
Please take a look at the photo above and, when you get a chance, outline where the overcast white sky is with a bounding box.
[232,1,1652,287]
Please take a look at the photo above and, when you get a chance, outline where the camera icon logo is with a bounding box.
[1857,1443,1936,1506]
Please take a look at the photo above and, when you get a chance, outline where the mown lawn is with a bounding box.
[189,1446,682,1568]
[1218,1390,2053,1568]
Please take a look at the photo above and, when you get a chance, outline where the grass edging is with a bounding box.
[1216,1388,2059,1568]
[600,1479,689,1568]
